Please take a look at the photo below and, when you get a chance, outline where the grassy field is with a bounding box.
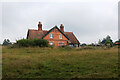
[2,46,118,78]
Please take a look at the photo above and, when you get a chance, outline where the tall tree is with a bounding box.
[2,39,12,46]
[101,35,113,45]
[101,38,106,44]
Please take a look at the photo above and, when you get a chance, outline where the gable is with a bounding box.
[42,26,69,40]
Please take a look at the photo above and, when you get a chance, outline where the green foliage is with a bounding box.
[81,43,87,47]
[33,39,48,47]
[101,35,113,46]
[16,39,48,47]
[2,39,12,46]
[105,40,113,47]
[48,45,54,49]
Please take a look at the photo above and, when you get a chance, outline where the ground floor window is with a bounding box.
[75,44,78,47]
[59,42,63,46]
[49,42,54,45]
[69,44,73,47]
[69,44,79,47]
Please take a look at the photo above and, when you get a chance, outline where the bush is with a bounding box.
[7,44,19,48]
[16,39,48,47]
[2,39,12,46]
[48,45,54,49]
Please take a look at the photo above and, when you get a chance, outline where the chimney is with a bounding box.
[60,24,64,32]
[38,21,42,31]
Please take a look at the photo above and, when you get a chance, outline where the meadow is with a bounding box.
[2,46,118,79]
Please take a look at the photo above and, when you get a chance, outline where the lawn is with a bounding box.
[2,46,118,78]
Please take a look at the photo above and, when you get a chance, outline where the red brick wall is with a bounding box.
[43,28,68,46]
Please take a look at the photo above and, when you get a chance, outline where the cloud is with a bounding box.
[1,1,118,44]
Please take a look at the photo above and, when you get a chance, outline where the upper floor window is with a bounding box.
[50,33,53,38]
[59,34,62,39]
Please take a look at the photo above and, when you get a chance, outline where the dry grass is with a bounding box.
[2,46,118,78]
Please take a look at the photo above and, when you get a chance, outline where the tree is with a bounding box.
[81,43,87,46]
[98,39,101,44]
[101,35,113,45]
[106,35,113,44]
[2,39,12,46]
[101,38,106,44]
[105,40,113,47]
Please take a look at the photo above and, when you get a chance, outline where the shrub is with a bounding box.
[7,44,19,48]
[16,39,48,47]
[48,45,54,49]
[34,39,48,47]
[2,39,12,46]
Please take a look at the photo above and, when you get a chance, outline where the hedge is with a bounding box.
[16,39,48,47]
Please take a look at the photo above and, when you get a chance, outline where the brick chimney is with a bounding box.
[60,24,64,32]
[38,21,42,31]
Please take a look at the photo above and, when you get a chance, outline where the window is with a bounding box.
[50,33,53,38]
[59,42,63,46]
[49,42,54,45]
[75,44,78,47]
[69,44,74,47]
[59,34,62,39]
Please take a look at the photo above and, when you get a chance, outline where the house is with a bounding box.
[27,22,80,47]
[114,41,120,45]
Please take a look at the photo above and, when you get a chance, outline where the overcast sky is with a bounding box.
[1,0,119,44]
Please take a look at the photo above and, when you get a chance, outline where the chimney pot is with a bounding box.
[38,21,42,31]
[60,24,64,32]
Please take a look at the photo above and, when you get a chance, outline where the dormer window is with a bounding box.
[59,34,62,39]
[50,33,53,38]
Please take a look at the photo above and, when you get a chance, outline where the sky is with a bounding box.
[1,0,119,44]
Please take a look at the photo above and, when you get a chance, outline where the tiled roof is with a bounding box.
[64,32,80,44]
[27,29,80,44]
[27,29,48,39]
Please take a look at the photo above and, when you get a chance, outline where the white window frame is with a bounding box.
[59,34,62,39]
[50,33,53,38]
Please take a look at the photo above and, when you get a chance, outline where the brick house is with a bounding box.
[27,22,80,47]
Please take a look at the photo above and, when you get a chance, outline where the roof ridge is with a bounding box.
[28,29,37,30]
[64,32,73,33]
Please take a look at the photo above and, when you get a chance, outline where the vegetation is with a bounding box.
[16,39,48,47]
[80,43,87,47]
[2,39,12,46]
[2,46,118,78]
[100,35,113,46]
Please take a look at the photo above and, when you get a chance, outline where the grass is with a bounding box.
[2,46,118,78]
